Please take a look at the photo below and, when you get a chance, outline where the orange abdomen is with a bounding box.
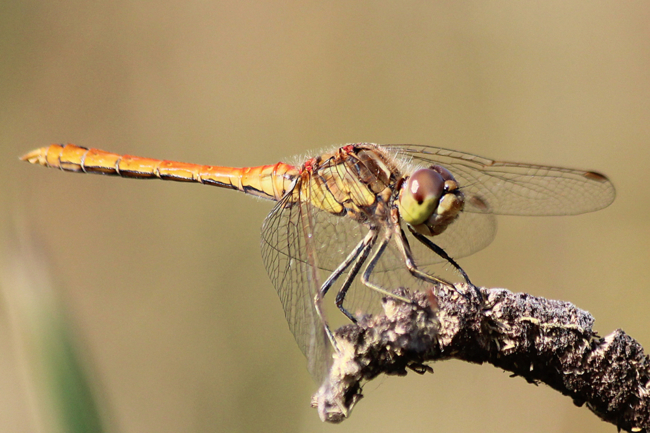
[21,144,299,201]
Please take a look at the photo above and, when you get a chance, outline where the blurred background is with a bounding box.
[1,1,649,432]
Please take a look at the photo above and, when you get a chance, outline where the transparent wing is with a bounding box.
[386,144,616,216]
[261,163,389,382]
[260,188,334,383]
[410,204,497,262]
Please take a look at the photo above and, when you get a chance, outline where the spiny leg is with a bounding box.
[334,230,377,323]
[313,230,375,351]
[407,226,474,285]
[395,228,463,299]
[394,227,454,286]
[317,233,372,299]
[360,231,412,304]
[406,226,482,301]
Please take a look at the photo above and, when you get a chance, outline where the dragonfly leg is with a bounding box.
[334,230,377,323]
[399,227,481,301]
[407,226,474,285]
[406,226,482,301]
[394,227,454,287]
[313,230,376,350]
[360,231,412,304]
[314,230,377,323]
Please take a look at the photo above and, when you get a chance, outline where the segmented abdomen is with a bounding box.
[21,144,299,201]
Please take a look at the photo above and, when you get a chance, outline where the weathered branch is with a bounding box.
[312,284,650,431]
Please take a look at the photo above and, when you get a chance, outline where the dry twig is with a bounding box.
[312,284,649,431]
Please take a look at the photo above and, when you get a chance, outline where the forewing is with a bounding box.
[386,144,616,216]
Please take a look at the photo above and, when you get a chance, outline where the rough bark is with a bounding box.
[312,284,650,431]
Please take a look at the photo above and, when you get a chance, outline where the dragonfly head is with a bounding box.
[398,165,464,236]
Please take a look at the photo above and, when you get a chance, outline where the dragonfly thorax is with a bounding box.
[398,165,465,237]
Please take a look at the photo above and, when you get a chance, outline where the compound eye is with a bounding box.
[399,168,445,225]
[408,169,445,203]
[430,165,456,182]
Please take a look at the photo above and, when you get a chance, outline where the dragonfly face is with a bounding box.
[398,165,465,237]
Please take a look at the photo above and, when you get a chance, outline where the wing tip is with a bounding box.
[583,171,617,210]
[583,170,610,183]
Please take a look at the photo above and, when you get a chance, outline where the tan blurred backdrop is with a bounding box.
[2,1,649,432]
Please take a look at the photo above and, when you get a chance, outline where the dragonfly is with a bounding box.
[21,143,616,382]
